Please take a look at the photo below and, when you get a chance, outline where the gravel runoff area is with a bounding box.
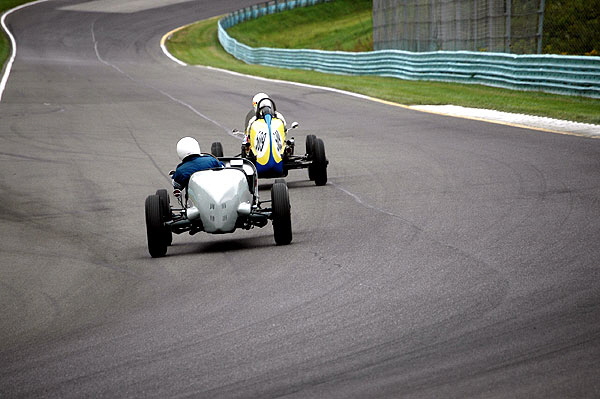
[411,105,600,138]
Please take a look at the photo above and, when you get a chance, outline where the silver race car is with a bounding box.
[144,157,292,258]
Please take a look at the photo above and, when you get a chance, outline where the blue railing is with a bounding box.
[218,1,600,98]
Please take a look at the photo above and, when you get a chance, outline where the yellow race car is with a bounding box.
[218,97,328,185]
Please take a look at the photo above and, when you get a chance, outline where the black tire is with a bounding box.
[312,138,327,186]
[271,182,292,245]
[145,194,168,258]
[155,189,172,245]
[306,134,316,155]
[306,134,317,181]
[211,142,224,157]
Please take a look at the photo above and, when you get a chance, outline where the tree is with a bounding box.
[543,0,600,55]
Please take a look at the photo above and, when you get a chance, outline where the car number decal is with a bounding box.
[273,129,282,153]
[255,130,268,156]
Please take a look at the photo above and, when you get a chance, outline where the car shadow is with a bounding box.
[165,234,281,257]
[257,179,320,191]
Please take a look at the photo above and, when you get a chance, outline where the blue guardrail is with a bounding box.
[218,1,600,98]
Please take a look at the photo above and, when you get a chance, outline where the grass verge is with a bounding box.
[1,0,36,70]
[226,0,373,52]
[167,15,599,125]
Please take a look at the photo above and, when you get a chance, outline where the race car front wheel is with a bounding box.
[145,194,168,258]
[271,181,292,245]
[306,134,316,181]
[311,138,328,186]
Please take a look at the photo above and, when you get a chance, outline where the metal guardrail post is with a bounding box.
[537,0,546,54]
[505,0,511,53]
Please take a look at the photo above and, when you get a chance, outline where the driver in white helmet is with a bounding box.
[242,93,288,156]
[244,92,287,134]
[171,137,223,190]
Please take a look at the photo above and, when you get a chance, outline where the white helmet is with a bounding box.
[257,98,275,117]
[252,92,269,110]
[176,137,201,160]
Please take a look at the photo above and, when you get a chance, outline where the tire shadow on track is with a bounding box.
[158,235,280,258]
[258,179,322,192]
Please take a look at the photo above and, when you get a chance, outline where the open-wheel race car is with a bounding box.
[144,157,292,258]
[214,97,329,186]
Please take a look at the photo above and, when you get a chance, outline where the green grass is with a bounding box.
[1,0,36,70]
[167,12,600,125]
[227,0,373,52]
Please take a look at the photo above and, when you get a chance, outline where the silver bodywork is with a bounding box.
[187,167,253,233]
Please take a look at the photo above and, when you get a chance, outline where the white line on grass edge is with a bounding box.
[160,26,600,138]
[0,0,51,102]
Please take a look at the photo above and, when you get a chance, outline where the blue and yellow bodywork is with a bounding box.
[247,114,287,178]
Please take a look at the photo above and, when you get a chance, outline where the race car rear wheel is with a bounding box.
[312,138,328,186]
[211,142,224,157]
[145,194,168,258]
[156,189,172,246]
[271,181,292,245]
[306,135,316,181]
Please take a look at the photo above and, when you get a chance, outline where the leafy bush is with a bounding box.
[543,0,600,55]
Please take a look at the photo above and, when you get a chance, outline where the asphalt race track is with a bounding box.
[1,1,599,397]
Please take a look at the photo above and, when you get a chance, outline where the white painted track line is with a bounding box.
[0,0,50,102]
